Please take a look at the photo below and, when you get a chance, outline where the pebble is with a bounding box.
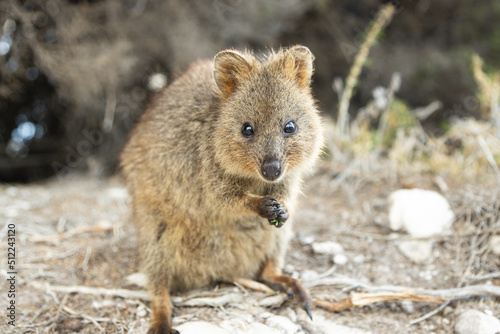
[489,235,500,255]
[388,189,454,238]
[300,235,315,245]
[301,269,319,281]
[91,299,115,309]
[353,254,365,263]
[136,304,148,317]
[244,322,282,334]
[397,240,433,263]
[106,187,129,199]
[312,314,373,334]
[454,309,500,334]
[333,253,348,265]
[312,241,344,255]
[265,315,302,334]
[400,301,415,314]
[175,321,230,334]
[126,272,148,287]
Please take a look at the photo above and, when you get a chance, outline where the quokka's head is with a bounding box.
[213,45,324,183]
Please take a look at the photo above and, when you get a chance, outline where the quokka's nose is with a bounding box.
[261,159,282,181]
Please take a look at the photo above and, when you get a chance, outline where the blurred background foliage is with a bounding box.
[0,0,499,182]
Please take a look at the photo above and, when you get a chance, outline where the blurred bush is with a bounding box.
[0,0,498,182]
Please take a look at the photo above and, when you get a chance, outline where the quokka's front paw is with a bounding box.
[258,197,288,228]
[147,322,179,334]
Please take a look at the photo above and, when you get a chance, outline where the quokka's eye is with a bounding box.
[283,120,297,135]
[241,123,254,137]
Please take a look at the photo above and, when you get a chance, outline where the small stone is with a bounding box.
[148,73,167,91]
[265,315,302,334]
[301,235,315,245]
[245,322,282,334]
[301,270,319,281]
[353,254,365,263]
[400,301,415,313]
[136,304,148,317]
[91,299,115,309]
[454,309,500,334]
[388,189,454,238]
[443,306,454,316]
[175,321,230,334]
[489,235,500,255]
[311,314,372,334]
[333,253,348,265]
[106,187,129,199]
[283,308,298,323]
[312,241,344,255]
[126,272,148,287]
[397,240,433,263]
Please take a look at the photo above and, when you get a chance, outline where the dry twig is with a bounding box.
[336,3,396,138]
[30,281,152,301]
[27,221,113,244]
[311,278,500,312]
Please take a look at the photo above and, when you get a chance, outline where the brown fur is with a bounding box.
[120,45,324,334]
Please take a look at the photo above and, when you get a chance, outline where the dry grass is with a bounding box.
[0,174,499,334]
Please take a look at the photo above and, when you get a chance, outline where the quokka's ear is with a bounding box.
[281,46,315,89]
[214,50,253,97]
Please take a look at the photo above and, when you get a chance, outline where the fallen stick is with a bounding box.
[30,281,246,307]
[27,221,114,244]
[30,281,152,301]
[31,279,500,314]
[313,283,500,312]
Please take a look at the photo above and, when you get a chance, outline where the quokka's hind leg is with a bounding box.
[147,285,179,334]
[259,258,314,320]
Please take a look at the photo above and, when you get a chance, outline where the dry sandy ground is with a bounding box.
[0,165,499,333]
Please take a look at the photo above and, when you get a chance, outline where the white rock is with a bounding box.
[136,304,148,317]
[147,73,167,91]
[106,187,129,199]
[126,272,148,288]
[454,309,500,334]
[397,240,433,263]
[312,241,344,255]
[400,301,415,313]
[244,322,282,334]
[91,299,115,309]
[175,321,230,334]
[301,270,319,281]
[265,315,302,334]
[300,235,315,245]
[333,253,348,265]
[484,309,494,316]
[312,314,372,334]
[388,189,454,238]
[490,235,500,255]
[283,308,298,323]
[353,254,365,263]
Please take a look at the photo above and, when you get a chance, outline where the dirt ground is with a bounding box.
[0,163,499,333]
